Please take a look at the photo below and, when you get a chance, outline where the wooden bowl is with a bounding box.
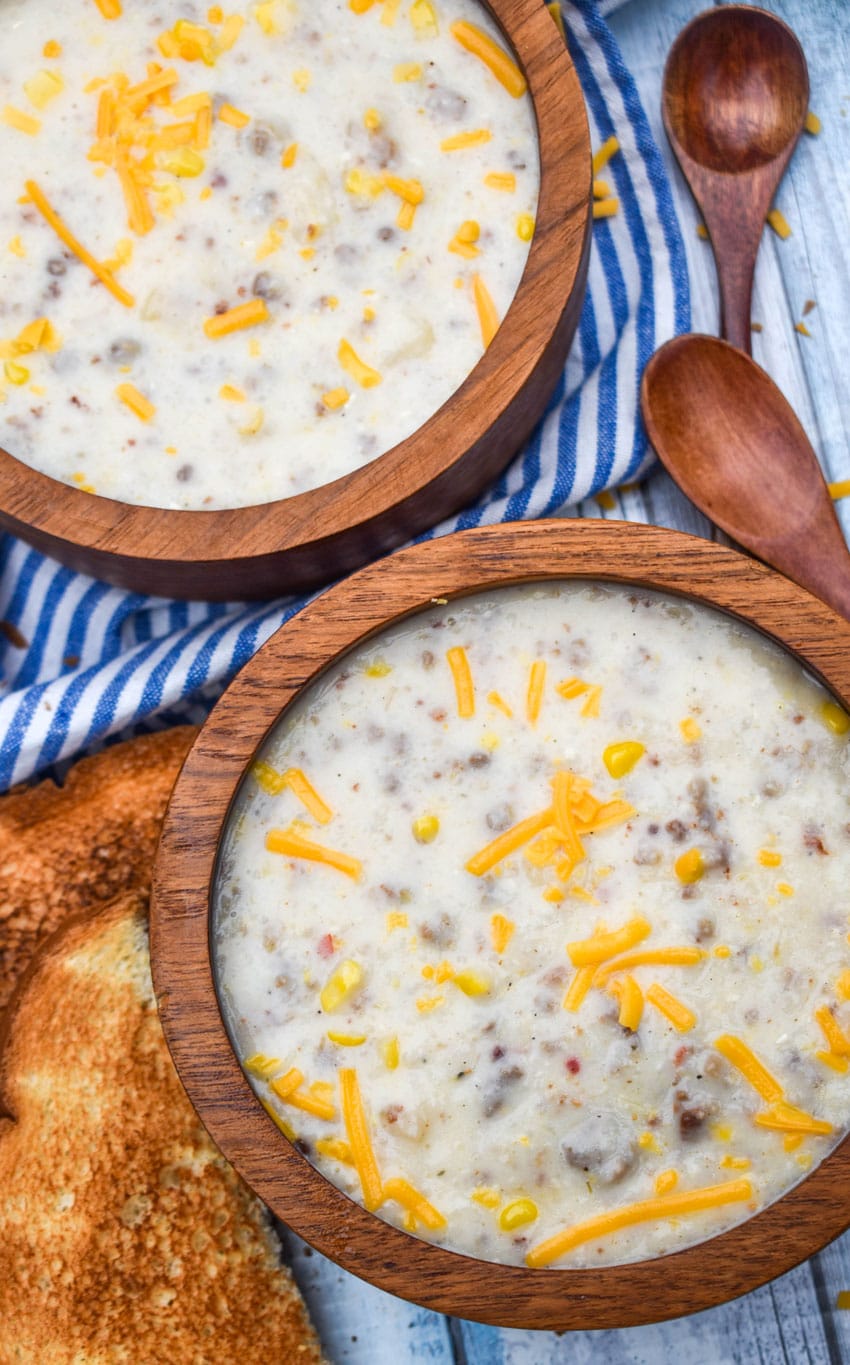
[0,4,590,601]
[151,520,850,1329]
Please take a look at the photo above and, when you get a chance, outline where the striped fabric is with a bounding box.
[0,0,690,791]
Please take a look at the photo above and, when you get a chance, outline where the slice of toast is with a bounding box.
[0,728,196,1014]
[0,893,325,1363]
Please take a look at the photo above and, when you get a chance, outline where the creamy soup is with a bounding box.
[0,0,538,509]
[214,583,850,1268]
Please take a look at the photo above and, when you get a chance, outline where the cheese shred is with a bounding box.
[340,1068,383,1211]
[25,180,134,308]
[450,21,527,98]
[526,1179,753,1268]
[446,645,475,718]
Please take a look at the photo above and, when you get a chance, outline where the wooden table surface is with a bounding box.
[282,1,850,1358]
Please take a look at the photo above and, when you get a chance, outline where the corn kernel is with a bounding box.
[516,213,535,241]
[320,959,363,1012]
[679,717,701,743]
[453,970,490,997]
[158,147,205,177]
[821,700,850,735]
[322,387,350,410]
[837,971,850,1001]
[23,70,64,110]
[499,1198,538,1231]
[412,814,440,844]
[655,1169,678,1195]
[382,1035,400,1070]
[365,658,391,676]
[4,361,29,385]
[758,849,782,867]
[602,740,645,779]
[327,1031,367,1047]
[675,848,704,884]
[410,0,438,35]
[394,62,422,82]
[244,1052,281,1079]
[471,1187,500,1209]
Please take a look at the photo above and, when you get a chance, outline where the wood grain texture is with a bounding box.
[0,0,591,602]
[151,520,850,1332]
[641,333,850,618]
[662,5,809,354]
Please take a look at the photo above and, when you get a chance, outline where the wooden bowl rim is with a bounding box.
[0,0,588,578]
[151,519,850,1329]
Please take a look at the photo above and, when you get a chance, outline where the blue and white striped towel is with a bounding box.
[0,0,690,791]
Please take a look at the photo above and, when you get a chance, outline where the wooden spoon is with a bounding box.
[663,5,809,354]
[641,334,850,622]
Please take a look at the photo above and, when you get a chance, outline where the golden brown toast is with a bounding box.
[0,893,324,1364]
[0,728,196,1014]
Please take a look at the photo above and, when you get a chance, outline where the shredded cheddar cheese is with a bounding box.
[285,767,334,824]
[526,1179,753,1267]
[446,645,475,718]
[567,917,651,967]
[450,20,527,98]
[815,1005,850,1057]
[204,298,270,338]
[610,973,643,1030]
[766,207,792,240]
[466,806,553,876]
[382,1178,447,1229]
[472,274,499,348]
[218,101,250,127]
[338,337,382,388]
[484,171,516,192]
[646,982,696,1033]
[754,1102,832,1137]
[339,1069,382,1210]
[25,180,134,308]
[592,136,619,175]
[490,913,514,955]
[526,660,546,725]
[266,826,363,880]
[116,383,155,422]
[714,1034,783,1104]
[440,128,492,152]
[592,947,705,989]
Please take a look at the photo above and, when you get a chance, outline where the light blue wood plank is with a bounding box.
[279,1227,456,1364]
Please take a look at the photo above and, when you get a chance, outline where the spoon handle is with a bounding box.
[699,189,774,358]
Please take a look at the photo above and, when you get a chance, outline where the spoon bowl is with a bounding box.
[641,334,850,623]
[662,5,809,353]
[664,7,809,175]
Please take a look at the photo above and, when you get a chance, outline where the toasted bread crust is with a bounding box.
[0,728,196,1013]
[0,894,324,1364]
